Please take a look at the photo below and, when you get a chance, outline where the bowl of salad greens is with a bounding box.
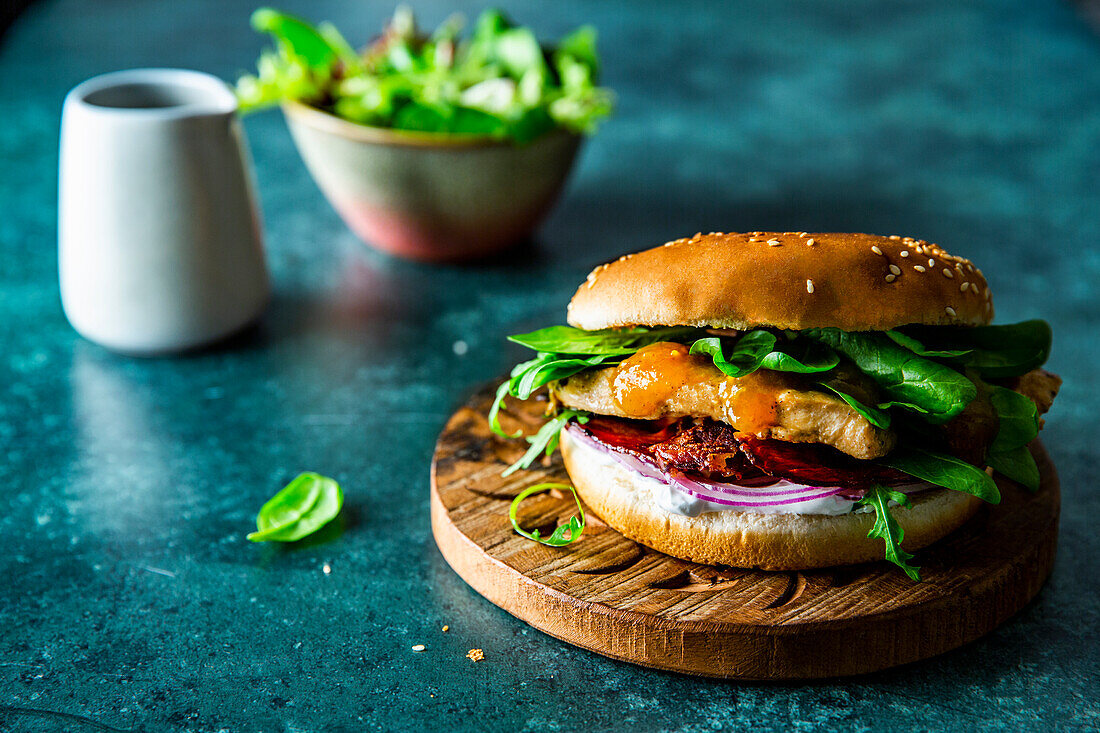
[237,7,613,261]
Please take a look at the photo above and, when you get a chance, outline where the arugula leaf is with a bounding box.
[507,325,703,355]
[805,329,976,424]
[502,409,589,476]
[896,320,1051,378]
[857,485,920,581]
[488,352,611,438]
[880,447,1000,504]
[986,384,1041,491]
[817,383,891,429]
[247,472,343,542]
[512,353,619,399]
[509,482,586,546]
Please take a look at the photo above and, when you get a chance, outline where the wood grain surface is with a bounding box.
[430,385,1060,680]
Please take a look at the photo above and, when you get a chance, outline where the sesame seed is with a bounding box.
[412,644,426,652]
[928,259,936,267]
[799,232,808,237]
[914,265,927,272]
[900,251,909,257]
[806,279,814,293]
[442,625,449,632]
[748,238,758,242]
[889,264,902,276]
[945,306,957,317]
[871,245,883,255]
[943,268,954,278]
[806,238,815,246]
[885,274,896,282]
[889,235,901,240]
[960,282,969,292]
[767,239,781,246]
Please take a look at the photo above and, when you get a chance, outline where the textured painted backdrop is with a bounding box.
[0,0,1097,731]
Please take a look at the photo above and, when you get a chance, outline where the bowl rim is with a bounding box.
[281,99,578,149]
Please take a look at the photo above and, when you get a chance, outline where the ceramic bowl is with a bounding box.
[282,101,582,262]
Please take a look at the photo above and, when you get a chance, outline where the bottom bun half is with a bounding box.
[560,428,983,571]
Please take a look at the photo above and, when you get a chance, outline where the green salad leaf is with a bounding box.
[894,320,1051,379]
[816,383,892,429]
[689,331,840,378]
[237,7,614,142]
[986,384,1041,490]
[688,332,776,378]
[880,447,1000,504]
[251,8,339,67]
[508,325,703,355]
[503,409,589,476]
[247,472,343,542]
[509,482,586,546]
[857,485,920,581]
[804,329,977,423]
[885,330,972,359]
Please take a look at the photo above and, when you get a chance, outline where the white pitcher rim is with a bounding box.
[65,68,237,118]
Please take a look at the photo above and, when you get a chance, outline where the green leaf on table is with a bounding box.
[509,482,586,546]
[857,485,920,581]
[247,472,343,542]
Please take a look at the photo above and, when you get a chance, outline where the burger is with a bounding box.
[490,232,1060,579]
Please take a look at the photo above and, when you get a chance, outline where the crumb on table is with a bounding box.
[466,648,485,662]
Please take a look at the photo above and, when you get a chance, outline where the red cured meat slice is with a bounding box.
[735,435,909,490]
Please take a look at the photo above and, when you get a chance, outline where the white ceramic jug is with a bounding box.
[59,68,268,355]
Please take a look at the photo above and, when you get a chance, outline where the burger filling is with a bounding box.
[490,322,1061,579]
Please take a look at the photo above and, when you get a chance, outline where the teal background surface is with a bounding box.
[1,0,1098,730]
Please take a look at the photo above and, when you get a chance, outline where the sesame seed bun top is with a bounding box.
[566,232,993,332]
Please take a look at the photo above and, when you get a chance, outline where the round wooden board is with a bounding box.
[430,384,1060,680]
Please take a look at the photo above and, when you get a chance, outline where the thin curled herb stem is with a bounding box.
[509,483,586,546]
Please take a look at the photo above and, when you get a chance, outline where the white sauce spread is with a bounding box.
[567,428,925,517]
